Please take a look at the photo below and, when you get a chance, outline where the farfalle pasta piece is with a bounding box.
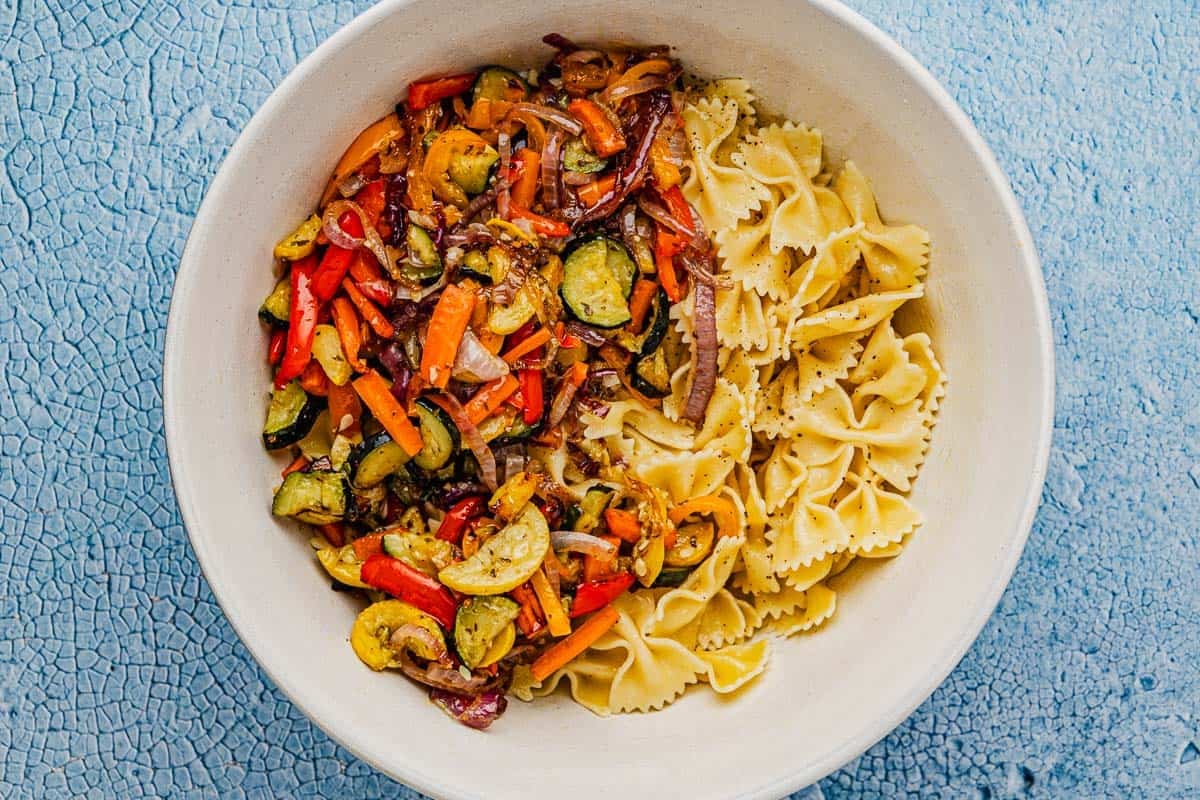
[715,198,795,301]
[849,319,929,409]
[694,590,762,650]
[633,446,737,504]
[697,638,771,693]
[682,97,769,231]
[780,552,835,591]
[836,470,923,554]
[835,161,930,290]
[754,331,864,439]
[733,124,826,253]
[903,331,948,415]
[692,378,753,460]
[762,584,837,637]
[698,79,758,164]
[765,446,853,570]
[650,535,744,638]
[788,223,865,308]
[788,287,923,347]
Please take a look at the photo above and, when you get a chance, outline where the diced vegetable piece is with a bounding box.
[489,471,539,522]
[438,504,550,595]
[582,533,621,583]
[577,174,616,207]
[568,99,627,157]
[375,526,456,577]
[420,284,476,388]
[561,235,636,328]
[321,113,404,208]
[412,397,460,471]
[455,596,521,668]
[273,214,322,260]
[664,521,716,567]
[565,485,615,533]
[360,554,459,629]
[262,380,322,450]
[471,67,529,105]
[530,567,571,637]
[562,137,608,174]
[629,348,671,398]
[487,284,537,335]
[404,225,444,284]
[271,471,350,525]
[316,544,369,588]
[570,573,635,618]
[312,324,353,386]
[603,508,641,544]
[352,371,425,457]
[408,73,478,111]
[348,432,411,488]
[448,142,500,195]
[531,604,620,682]
[258,277,291,328]
[351,600,446,670]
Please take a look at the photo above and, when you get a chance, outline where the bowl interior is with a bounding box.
[165,1,1051,798]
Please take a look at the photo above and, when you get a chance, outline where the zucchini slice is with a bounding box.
[653,567,692,587]
[262,381,322,450]
[271,470,351,525]
[405,226,444,285]
[564,485,615,533]
[311,324,353,386]
[412,397,460,471]
[471,67,529,105]
[460,250,494,284]
[561,235,636,329]
[563,137,607,174]
[348,431,412,489]
[258,277,291,328]
[629,348,672,399]
[448,145,499,195]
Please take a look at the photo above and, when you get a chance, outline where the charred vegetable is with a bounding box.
[271,470,351,525]
[262,381,322,449]
[454,596,521,668]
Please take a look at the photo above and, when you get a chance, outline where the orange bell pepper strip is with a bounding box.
[531,604,620,682]
[669,495,741,539]
[603,508,642,544]
[340,278,394,339]
[352,371,424,456]
[568,99,627,157]
[351,532,387,560]
[626,278,659,333]
[508,205,571,238]
[510,148,541,208]
[407,72,477,111]
[298,360,329,397]
[530,566,571,637]
[280,454,309,478]
[330,297,368,373]
[650,135,682,189]
[321,113,404,208]
[582,534,621,583]
[654,226,686,302]
[576,173,616,208]
[510,583,545,638]
[326,381,363,439]
[463,374,520,425]
[419,284,476,388]
[348,249,383,283]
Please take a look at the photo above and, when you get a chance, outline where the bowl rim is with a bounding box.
[163,0,1054,796]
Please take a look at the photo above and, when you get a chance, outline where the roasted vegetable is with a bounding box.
[351,600,446,670]
[271,470,351,525]
[438,504,550,594]
[262,381,322,450]
[454,596,521,668]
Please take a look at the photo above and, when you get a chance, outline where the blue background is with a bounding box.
[1,0,1197,797]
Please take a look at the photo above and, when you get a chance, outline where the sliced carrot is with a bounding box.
[281,454,309,478]
[463,374,520,425]
[298,360,329,396]
[330,297,368,373]
[531,604,620,682]
[419,284,476,389]
[530,566,571,637]
[511,148,541,208]
[654,227,686,303]
[568,99,627,157]
[352,371,424,456]
[500,327,553,364]
[604,508,641,544]
[341,279,394,339]
[627,278,659,333]
[576,174,616,207]
[327,381,363,439]
[352,532,386,560]
[511,583,545,637]
[583,534,622,583]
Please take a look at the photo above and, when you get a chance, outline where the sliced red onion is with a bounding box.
[550,530,618,558]
[430,689,508,730]
[399,651,501,695]
[637,194,694,238]
[503,453,526,483]
[542,32,580,53]
[562,48,606,65]
[548,375,583,427]
[444,222,497,248]
[563,321,609,347]
[576,90,672,224]
[510,102,583,135]
[600,73,671,107]
[683,282,718,423]
[453,330,510,383]
[323,199,391,273]
[680,247,732,289]
[393,273,448,302]
[436,393,498,490]
[390,623,448,662]
[541,129,565,210]
[461,184,501,222]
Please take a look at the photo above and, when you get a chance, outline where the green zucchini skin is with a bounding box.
[653,567,692,587]
[348,431,412,489]
[448,148,499,196]
[471,67,529,105]
[560,235,637,329]
[564,485,615,533]
[562,137,607,173]
[271,470,351,525]
[629,348,672,398]
[404,225,444,285]
[262,381,323,450]
[412,398,460,471]
[258,277,291,328]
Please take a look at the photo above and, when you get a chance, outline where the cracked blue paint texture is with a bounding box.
[0,0,1197,797]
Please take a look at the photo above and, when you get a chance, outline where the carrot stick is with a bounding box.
[352,371,424,456]
[281,454,310,478]
[531,605,620,682]
[330,297,368,373]
[500,327,552,364]
[327,381,363,439]
[419,284,476,389]
[654,228,685,303]
[348,250,383,283]
[604,508,641,544]
[511,583,545,637]
[568,99,626,157]
[530,566,571,637]
[577,174,616,207]
[298,360,329,396]
[627,279,659,333]
[463,374,520,425]
[352,532,387,560]
[341,279,394,339]
[511,148,541,208]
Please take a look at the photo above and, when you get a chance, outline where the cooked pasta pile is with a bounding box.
[516,80,945,714]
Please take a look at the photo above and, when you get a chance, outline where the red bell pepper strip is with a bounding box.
[355,179,387,229]
[274,255,320,388]
[311,211,364,302]
[267,328,286,365]
[519,369,544,424]
[355,278,393,306]
[658,185,697,238]
[436,496,487,544]
[359,554,459,630]
[570,573,636,618]
[508,205,571,238]
[407,73,478,111]
[654,226,686,303]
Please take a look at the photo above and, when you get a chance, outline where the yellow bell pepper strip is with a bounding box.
[407,72,477,111]
[273,254,320,388]
[359,554,458,630]
[570,573,635,618]
[531,604,620,682]
[352,371,424,457]
[321,112,404,208]
[568,98,627,157]
[530,566,571,637]
[668,495,740,540]
[420,284,476,389]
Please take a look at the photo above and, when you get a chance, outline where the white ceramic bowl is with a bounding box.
[165,1,1053,797]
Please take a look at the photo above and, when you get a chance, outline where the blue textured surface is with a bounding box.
[1,0,1197,796]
